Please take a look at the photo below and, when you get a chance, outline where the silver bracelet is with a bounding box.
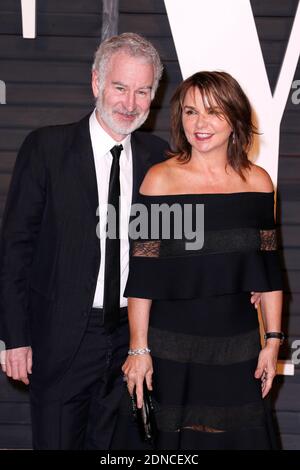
[128,347,151,356]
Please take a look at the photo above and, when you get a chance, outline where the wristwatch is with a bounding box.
[264,332,286,345]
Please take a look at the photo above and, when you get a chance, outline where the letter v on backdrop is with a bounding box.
[164,0,300,187]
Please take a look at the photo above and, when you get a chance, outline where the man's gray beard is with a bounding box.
[96,96,150,136]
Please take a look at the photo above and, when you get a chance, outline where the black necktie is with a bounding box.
[103,144,123,332]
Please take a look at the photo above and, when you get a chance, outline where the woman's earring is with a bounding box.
[232,132,236,144]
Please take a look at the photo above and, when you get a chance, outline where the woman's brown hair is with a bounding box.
[167,71,257,180]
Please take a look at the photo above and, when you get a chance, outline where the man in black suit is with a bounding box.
[0,33,168,449]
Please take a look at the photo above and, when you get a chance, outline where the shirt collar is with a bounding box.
[90,108,131,161]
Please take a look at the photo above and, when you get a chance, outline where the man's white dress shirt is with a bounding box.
[89,109,133,308]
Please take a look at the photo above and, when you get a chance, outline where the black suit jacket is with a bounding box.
[0,113,168,383]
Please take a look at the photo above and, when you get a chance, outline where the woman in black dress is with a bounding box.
[122,71,283,449]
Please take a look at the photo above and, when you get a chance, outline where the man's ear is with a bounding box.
[92,70,99,99]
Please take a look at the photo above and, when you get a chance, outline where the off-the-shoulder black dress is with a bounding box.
[124,192,282,450]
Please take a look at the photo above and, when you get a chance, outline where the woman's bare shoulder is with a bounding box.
[140,160,174,195]
[247,163,274,192]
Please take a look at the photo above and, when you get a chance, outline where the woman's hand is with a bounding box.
[122,354,153,408]
[250,292,262,309]
[254,341,280,398]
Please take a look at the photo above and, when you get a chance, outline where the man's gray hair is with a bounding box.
[92,32,163,99]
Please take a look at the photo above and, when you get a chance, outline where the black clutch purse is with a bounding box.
[131,382,157,443]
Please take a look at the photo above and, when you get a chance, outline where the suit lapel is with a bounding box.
[131,132,152,204]
[69,122,154,218]
[70,113,99,218]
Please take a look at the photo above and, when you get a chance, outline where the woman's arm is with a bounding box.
[254,290,283,398]
[260,290,283,333]
[122,297,153,408]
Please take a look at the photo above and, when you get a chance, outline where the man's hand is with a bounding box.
[251,292,262,309]
[0,346,32,385]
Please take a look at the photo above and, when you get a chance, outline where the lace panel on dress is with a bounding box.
[132,240,160,257]
[181,424,225,433]
[260,229,277,251]
[148,326,260,365]
[153,401,266,433]
[131,227,278,258]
